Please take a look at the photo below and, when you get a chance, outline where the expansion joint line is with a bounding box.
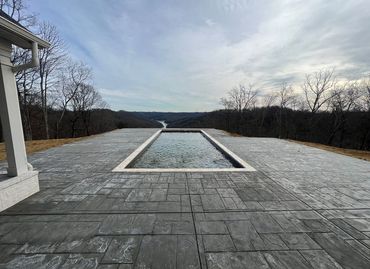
[187,176,205,269]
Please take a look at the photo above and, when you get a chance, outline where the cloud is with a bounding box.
[30,0,370,111]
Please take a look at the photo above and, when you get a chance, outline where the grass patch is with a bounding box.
[0,137,86,161]
[288,139,370,162]
[225,131,242,137]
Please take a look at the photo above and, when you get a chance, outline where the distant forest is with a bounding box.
[0,109,160,142]
[168,70,370,151]
[169,109,370,150]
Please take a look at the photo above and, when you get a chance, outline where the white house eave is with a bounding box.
[0,16,50,49]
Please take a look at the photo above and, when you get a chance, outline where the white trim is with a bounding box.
[113,129,256,172]
[0,171,39,211]
[0,17,50,49]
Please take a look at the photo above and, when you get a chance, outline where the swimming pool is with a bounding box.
[113,129,255,172]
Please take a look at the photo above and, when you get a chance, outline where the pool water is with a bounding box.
[130,132,237,168]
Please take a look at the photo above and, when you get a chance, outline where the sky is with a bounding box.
[30,0,370,111]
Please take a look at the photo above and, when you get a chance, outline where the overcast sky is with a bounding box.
[30,0,370,111]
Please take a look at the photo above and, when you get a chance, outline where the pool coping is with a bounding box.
[112,129,256,172]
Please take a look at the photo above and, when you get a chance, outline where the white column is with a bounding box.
[0,38,29,176]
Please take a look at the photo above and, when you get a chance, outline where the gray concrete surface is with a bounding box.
[0,128,369,268]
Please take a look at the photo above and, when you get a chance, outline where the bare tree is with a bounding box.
[219,84,259,133]
[221,84,259,112]
[327,82,361,145]
[70,84,106,136]
[0,0,36,26]
[358,76,370,149]
[278,82,296,109]
[359,75,370,112]
[55,61,92,138]
[302,69,336,113]
[37,21,66,139]
[220,97,234,110]
[15,57,39,140]
[290,96,306,111]
[331,83,361,112]
[277,82,296,138]
[261,92,277,108]
[258,92,277,133]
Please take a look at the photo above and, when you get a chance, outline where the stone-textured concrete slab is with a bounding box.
[0,128,370,268]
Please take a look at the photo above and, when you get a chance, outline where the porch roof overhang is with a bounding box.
[0,11,50,49]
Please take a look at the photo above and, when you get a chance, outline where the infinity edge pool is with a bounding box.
[113,129,256,172]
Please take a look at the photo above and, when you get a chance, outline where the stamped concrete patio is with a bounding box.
[0,128,370,268]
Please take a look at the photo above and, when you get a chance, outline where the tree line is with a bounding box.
[0,0,108,141]
[172,69,370,150]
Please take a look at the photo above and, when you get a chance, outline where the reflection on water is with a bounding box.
[131,132,235,168]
